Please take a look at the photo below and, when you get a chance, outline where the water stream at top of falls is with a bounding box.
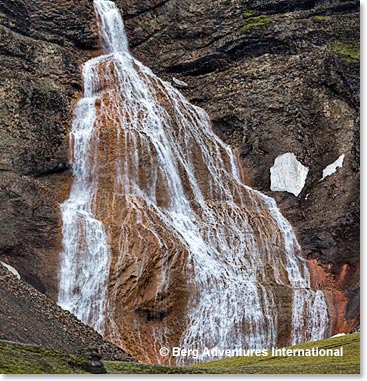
[58,0,330,365]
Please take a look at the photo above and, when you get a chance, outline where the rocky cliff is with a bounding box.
[0,0,100,299]
[0,0,359,358]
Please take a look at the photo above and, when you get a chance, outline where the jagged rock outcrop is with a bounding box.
[0,0,359,359]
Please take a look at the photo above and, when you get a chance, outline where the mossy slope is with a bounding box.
[0,341,90,374]
[332,40,360,62]
[193,333,360,374]
[1,333,360,374]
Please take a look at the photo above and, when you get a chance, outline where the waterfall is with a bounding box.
[58,0,330,365]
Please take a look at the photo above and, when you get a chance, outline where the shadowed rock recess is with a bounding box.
[0,0,359,365]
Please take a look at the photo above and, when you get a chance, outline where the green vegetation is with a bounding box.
[242,11,272,32]
[332,40,360,62]
[193,333,360,374]
[1,334,360,374]
[243,10,255,18]
[0,341,90,374]
[313,15,330,23]
[104,362,208,374]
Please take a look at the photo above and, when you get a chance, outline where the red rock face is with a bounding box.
[308,259,359,335]
[121,0,360,346]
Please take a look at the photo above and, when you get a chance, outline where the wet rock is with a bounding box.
[78,350,107,374]
[172,76,189,88]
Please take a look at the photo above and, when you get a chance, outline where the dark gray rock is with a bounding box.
[0,0,99,298]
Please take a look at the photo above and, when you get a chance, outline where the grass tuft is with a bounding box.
[313,15,330,23]
[241,12,272,32]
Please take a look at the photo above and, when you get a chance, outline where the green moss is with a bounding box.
[332,40,360,62]
[107,334,359,374]
[242,13,272,32]
[193,333,360,374]
[313,15,330,23]
[242,11,255,18]
[1,334,360,374]
[0,341,90,374]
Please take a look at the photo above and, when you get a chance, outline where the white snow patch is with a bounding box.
[270,153,309,197]
[320,154,345,181]
[0,261,21,279]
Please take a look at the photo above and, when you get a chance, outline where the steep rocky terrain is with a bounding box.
[0,263,132,361]
[0,0,359,359]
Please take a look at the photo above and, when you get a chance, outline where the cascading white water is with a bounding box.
[58,0,330,364]
[57,63,111,334]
